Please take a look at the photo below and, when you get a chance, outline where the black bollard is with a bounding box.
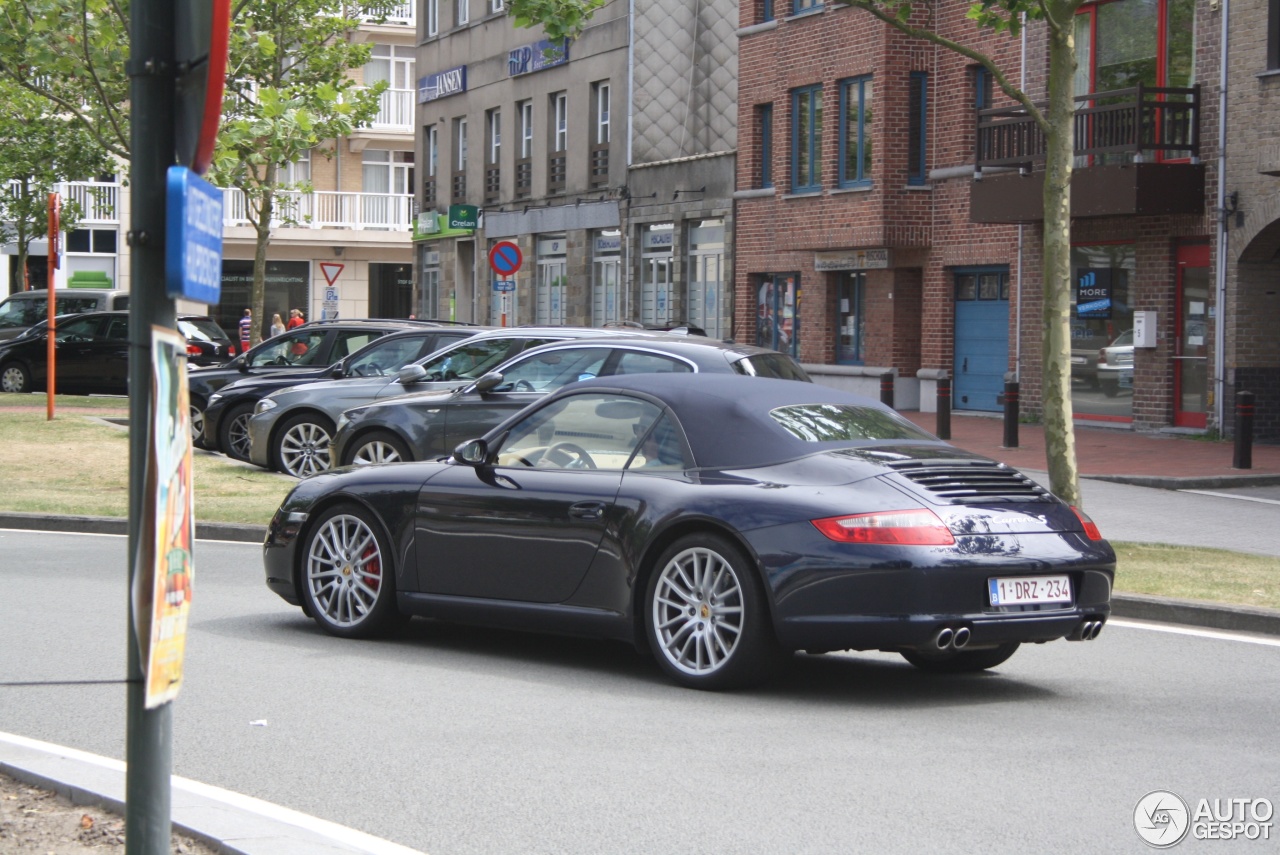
[880,372,895,408]
[1233,391,1254,470]
[1002,380,1019,448]
[936,377,951,440]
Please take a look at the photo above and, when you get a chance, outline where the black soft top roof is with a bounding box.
[553,374,943,469]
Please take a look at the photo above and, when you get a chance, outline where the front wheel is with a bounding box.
[274,413,335,477]
[346,431,412,466]
[645,532,784,690]
[299,504,406,638]
[1,362,32,394]
[900,642,1021,673]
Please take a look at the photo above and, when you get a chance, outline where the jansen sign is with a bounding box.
[418,65,467,103]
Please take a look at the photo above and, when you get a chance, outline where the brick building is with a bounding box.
[735,0,1221,433]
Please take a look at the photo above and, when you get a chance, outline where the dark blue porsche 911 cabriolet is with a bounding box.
[263,374,1114,690]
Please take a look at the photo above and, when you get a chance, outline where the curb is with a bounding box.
[1091,473,1280,490]
[0,512,266,543]
[4,513,1278,638]
[1110,593,1280,636]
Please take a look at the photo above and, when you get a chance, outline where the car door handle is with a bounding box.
[569,501,605,520]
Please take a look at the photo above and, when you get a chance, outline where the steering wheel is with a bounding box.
[513,379,536,392]
[541,442,596,469]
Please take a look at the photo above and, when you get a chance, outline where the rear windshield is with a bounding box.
[732,353,811,382]
[770,403,934,442]
[178,317,230,342]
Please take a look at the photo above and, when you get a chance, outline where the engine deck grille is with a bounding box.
[886,459,1051,503]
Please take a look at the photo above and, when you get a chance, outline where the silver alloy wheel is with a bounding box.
[279,421,332,477]
[305,513,385,628]
[352,439,404,466]
[189,405,204,442]
[651,546,745,676]
[1,365,29,393]
[225,412,252,459]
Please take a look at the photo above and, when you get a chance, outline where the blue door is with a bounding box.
[953,270,1009,412]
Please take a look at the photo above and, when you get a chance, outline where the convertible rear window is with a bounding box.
[732,353,811,381]
[770,404,934,442]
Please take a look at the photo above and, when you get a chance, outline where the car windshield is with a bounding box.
[178,317,230,343]
[769,403,935,442]
[347,336,427,376]
[733,353,811,381]
[250,331,327,367]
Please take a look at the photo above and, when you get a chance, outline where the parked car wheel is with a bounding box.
[189,401,206,445]
[900,642,1021,673]
[346,431,412,467]
[1,362,32,394]
[644,532,783,690]
[274,413,335,477]
[219,403,256,462]
[1100,381,1121,398]
[299,505,407,638]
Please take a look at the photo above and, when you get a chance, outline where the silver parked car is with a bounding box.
[246,326,663,477]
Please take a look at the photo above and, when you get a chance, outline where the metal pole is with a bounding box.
[126,0,177,851]
[936,377,951,440]
[1233,391,1254,470]
[1002,380,1020,448]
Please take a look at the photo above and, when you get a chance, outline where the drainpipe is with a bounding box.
[1014,16,1027,382]
[1214,0,1230,431]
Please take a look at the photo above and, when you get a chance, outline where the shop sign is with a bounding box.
[413,212,474,242]
[448,204,480,230]
[418,65,467,103]
[508,39,568,76]
[1075,269,1113,319]
[537,237,567,256]
[594,234,622,254]
[814,249,890,271]
[642,229,674,251]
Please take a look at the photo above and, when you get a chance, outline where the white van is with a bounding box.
[0,289,131,341]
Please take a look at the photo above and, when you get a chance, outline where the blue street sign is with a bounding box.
[165,166,223,303]
[489,241,523,276]
[494,280,516,292]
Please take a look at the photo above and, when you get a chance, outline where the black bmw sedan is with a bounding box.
[263,374,1114,690]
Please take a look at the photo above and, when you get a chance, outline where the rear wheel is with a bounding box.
[189,401,207,446]
[275,413,335,478]
[218,403,256,462]
[645,532,784,690]
[347,431,412,466]
[299,504,406,638]
[1,362,32,394]
[900,642,1020,673]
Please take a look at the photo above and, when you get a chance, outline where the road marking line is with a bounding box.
[0,528,256,546]
[1178,489,1280,506]
[1109,618,1280,648]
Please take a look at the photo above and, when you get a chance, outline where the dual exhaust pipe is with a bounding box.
[1070,618,1106,641]
[932,625,971,651]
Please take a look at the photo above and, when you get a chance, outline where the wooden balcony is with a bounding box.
[970,84,1205,223]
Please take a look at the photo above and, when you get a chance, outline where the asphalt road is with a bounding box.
[3,529,1279,854]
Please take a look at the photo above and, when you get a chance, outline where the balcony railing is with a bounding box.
[222,188,413,231]
[8,180,121,225]
[363,3,414,25]
[976,84,1201,171]
[369,87,414,131]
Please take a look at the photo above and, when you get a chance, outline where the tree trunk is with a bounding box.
[250,166,278,349]
[1041,12,1082,507]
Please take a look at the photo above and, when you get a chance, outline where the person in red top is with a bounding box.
[287,308,305,330]
[238,308,252,354]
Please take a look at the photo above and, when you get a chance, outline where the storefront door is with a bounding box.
[1174,244,1210,428]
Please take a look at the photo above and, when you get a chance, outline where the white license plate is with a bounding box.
[988,575,1073,606]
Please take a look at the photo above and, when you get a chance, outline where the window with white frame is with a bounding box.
[490,0,504,11]
[551,91,567,152]
[425,124,439,179]
[365,44,415,89]
[519,100,534,158]
[456,0,469,26]
[593,82,610,144]
[427,0,439,36]
[456,117,468,170]
[281,151,311,186]
[487,108,501,164]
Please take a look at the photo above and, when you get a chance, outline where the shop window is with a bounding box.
[836,272,864,364]
[908,72,928,185]
[757,104,773,188]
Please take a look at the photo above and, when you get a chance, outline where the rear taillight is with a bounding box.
[812,509,955,545]
[1071,506,1103,541]
[187,344,202,356]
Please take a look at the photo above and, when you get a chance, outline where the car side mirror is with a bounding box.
[237,357,250,373]
[399,364,428,385]
[472,372,503,394]
[332,361,346,379]
[452,438,490,467]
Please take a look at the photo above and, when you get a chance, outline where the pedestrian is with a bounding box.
[239,308,252,353]
[287,308,305,330]
[269,313,286,337]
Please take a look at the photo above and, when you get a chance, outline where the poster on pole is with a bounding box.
[144,325,195,708]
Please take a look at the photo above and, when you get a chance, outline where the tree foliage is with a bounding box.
[507,0,608,42]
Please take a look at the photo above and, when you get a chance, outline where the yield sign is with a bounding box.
[320,262,345,286]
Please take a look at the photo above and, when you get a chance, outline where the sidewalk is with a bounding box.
[899,410,1280,489]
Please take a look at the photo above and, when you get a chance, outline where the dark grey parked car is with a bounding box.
[330,335,812,469]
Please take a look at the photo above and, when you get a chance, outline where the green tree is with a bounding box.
[1,0,397,346]
[0,79,114,292]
